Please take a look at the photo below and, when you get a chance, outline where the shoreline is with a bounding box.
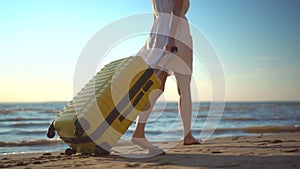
[1,127,299,156]
[1,132,299,169]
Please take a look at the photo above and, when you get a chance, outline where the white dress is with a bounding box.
[137,0,193,75]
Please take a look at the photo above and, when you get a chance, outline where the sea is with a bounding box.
[0,102,299,155]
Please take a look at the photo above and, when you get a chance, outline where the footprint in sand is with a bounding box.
[212,150,223,154]
[281,149,298,153]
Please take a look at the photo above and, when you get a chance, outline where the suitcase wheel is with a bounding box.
[65,148,76,156]
[47,122,55,138]
[94,146,110,156]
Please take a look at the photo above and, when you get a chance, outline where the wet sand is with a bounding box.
[1,132,300,169]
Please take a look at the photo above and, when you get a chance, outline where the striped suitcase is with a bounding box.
[47,56,161,155]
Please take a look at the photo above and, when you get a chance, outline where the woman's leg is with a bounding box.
[174,72,200,145]
[131,70,168,149]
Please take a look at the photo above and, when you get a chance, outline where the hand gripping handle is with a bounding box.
[156,46,178,76]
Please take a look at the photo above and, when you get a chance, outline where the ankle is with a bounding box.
[132,133,146,139]
[184,131,193,140]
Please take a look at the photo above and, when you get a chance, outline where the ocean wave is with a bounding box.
[195,107,210,112]
[223,117,297,121]
[265,117,293,121]
[224,106,256,112]
[0,109,18,114]
[43,109,60,114]
[0,131,10,135]
[0,139,62,147]
[16,130,48,135]
[151,107,209,113]
[196,115,208,118]
[0,118,51,122]
[223,118,257,121]
[0,129,47,135]
[151,108,178,113]
[126,130,164,135]
[10,122,50,127]
[0,108,60,114]
[194,116,280,121]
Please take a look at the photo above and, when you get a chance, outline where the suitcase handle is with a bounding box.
[156,46,178,76]
[120,47,178,122]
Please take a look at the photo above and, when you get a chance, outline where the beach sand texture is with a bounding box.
[1,132,299,169]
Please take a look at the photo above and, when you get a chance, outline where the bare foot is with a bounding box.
[183,136,202,145]
[131,137,159,149]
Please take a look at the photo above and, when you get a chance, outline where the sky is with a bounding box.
[0,0,299,102]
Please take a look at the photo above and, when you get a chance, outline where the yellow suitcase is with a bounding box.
[47,56,161,155]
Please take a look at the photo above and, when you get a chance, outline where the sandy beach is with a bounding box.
[1,132,299,169]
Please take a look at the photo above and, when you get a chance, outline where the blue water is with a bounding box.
[0,102,299,155]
